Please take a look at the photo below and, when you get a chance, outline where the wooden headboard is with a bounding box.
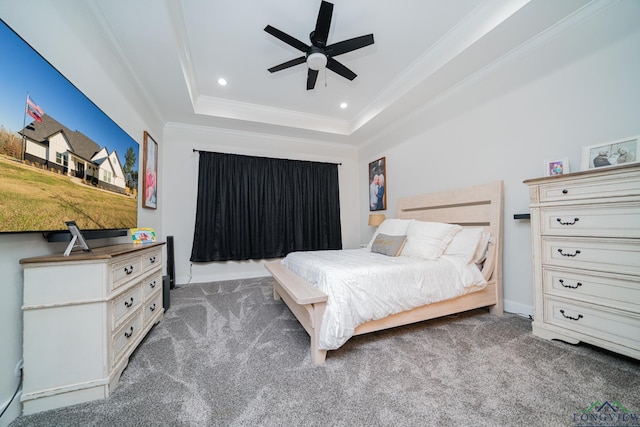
[396,181,504,309]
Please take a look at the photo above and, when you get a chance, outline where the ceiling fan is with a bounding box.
[264,1,374,90]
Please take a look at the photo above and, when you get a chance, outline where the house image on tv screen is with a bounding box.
[19,114,132,195]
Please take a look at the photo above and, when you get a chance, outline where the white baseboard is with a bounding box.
[503,299,533,318]
[177,271,270,286]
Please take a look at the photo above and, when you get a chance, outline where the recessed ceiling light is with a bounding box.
[340,102,348,109]
[218,78,227,86]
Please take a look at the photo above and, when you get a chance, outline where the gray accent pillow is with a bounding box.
[370,233,408,257]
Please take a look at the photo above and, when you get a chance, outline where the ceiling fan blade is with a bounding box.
[307,68,319,90]
[326,34,374,56]
[312,1,333,47]
[268,56,306,73]
[264,25,309,52]
[326,58,357,81]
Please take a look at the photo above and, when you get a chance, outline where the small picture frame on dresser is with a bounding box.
[544,158,569,176]
[64,221,91,256]
[581,136,638,171]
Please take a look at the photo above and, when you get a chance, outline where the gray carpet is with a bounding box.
[10,277,640,427]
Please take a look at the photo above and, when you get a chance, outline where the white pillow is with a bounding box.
[473,232,492,264]
[366,219,413,249]
[444,227,491,264]
[400,221,462,260]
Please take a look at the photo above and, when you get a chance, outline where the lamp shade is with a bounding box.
[368,213,386,227]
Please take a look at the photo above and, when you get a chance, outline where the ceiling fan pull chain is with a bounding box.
[324,67,327,87]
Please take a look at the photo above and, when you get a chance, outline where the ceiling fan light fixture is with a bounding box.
[307,52,327,70]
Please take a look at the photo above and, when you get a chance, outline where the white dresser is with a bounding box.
[20,242,165,415]
[524,163,640,360]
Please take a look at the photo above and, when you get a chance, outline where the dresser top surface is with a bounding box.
[523,163,640,186]
[20,242,165,265]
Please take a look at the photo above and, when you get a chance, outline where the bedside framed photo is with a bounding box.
[544,158,569,176]
[581,136,638,171]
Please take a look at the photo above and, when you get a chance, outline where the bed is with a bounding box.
[265,180,504,364]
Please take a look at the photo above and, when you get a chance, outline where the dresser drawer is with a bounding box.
[543,267,640,313]
[542,237,640,276]
[537,174,640,203]
[112,254,143,290]
[544,296,640,351]
[113,311,143,363]
[144,291,163,326]
[142,271,163,299]
[142,248,162,273]
[540,204,640,238]
[112,284,142,329]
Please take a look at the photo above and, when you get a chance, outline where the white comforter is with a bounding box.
[281,249,487,350]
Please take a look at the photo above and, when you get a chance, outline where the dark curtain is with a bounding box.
[190,152,342,262]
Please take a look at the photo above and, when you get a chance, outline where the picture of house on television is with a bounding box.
[19,114,136,196]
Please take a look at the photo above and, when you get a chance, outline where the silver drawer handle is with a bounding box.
[556,217,579,226]
[124,326,134,338]
[560,309,583,321]
[559,279,582,289]
[558,249,581,257]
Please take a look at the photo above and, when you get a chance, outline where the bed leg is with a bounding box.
[273,283,281,301]
[310,302,327,365]
[311,347,327,365]
[489,303,504,317]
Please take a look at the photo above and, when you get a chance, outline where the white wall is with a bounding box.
[359,6,640,316]
[162,123,360,284]
[0,3,163,425]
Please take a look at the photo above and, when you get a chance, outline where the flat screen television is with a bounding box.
[0,19,139,239]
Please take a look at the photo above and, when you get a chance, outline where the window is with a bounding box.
[56,152,68,167]
[191,152,342,262]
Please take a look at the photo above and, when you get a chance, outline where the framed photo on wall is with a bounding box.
[369,157,386,211]
[581,136,638,171]
[142,131,158,209]
[544,158,569,176]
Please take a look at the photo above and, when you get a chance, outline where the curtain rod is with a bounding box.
[192,149,341,165]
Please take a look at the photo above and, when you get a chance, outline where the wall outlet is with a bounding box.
[14,359,23,377]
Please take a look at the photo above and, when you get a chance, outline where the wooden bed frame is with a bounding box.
[265,180,504,364]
